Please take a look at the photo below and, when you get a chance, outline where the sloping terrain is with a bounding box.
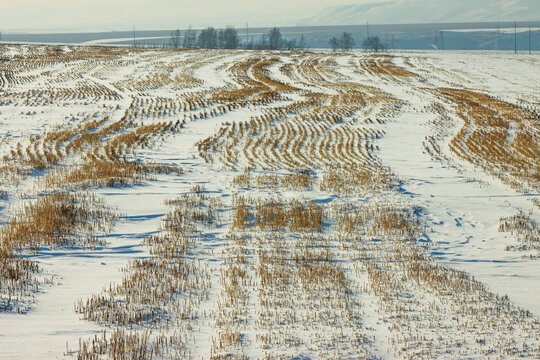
[306,0,540,25]
[0,45,539,359]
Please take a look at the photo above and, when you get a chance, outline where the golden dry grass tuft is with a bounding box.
[1,192,115,312]
[439,88,540,192]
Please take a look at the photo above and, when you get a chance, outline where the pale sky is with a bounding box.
[0,0,334,32]
[1,0,538,33]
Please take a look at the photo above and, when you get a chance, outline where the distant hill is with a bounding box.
[302,0,540,25]
[2,21,539,51]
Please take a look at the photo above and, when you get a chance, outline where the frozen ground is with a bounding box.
[0,45,538,359]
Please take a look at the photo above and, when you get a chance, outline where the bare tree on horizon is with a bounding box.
[198,27,218,49]
[329,36,340,51]
[183,26,196,49]
[219,27,239,49]
[363,36,385,52]
[169,29,181,48]
[329,32,355,52]
[268,27,283,50]
[341,32,355,51]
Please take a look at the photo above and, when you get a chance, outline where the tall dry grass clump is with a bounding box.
[0,192,115,312]
[232,197,323,233]
[500,211,540,258]
[440,88,540,193]
[2,193,115,253]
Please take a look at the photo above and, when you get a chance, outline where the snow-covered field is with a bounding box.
[0,45,538,359]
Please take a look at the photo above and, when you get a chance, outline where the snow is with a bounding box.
[81,37,170,46]
[0,45,539,359]
[351,51,540,314]
[448,27,540,34]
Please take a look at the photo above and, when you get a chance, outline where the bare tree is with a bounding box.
[257,34,268,50]
[341,32,355,51]
[169,29,181,48]
[183,26,197,49]
[363,36,385,52]
[329,37,340,52]
[268,27,283,50]
[219,27,239,49]
[284,38,297,50]
[299,34,305,50]
[329,33,355,51]
[198,27,218,49]
[244,40,254,50]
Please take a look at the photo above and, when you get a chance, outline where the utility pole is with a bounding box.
[440,31,444,50]
[497,22,501,49]
[514,20,517,54]
[494,23,499,50]
[246,22,249,48]
[391,34,394,50]
[133,27,136,48]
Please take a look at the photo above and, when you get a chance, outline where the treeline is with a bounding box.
[169,26,305,50]
[329,32,386,52]
[329,32,355,52]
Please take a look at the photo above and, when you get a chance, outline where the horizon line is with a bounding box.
[3,19,540,35]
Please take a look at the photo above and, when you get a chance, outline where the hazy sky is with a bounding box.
[0,0,335,32]
[1,0,538,32]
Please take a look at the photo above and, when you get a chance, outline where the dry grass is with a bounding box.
[439,88,540,193]
[360,54,418,78]
[75,188,216,358]
[232,197,323,233]
[232,169,314,191]
[500,211,540,258]
[197,55,398,172]
[2,193,114,253]
[320,165,394,196]
[0,192,115,312]
[1,45,539,359]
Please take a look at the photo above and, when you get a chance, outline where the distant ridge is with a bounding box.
[302,0,540,25]
[2,21,539,51]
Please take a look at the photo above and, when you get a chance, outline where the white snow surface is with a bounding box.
[0,46,538,359]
